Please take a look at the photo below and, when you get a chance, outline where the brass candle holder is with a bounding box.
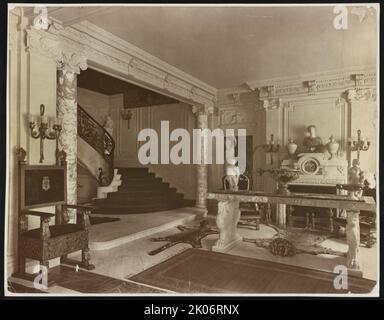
[29,104,62,163]
[348,129,370,161]
[253,134,280,165]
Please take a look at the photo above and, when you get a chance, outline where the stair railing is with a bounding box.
[78,104,115,185]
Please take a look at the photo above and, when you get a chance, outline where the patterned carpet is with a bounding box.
[130,248,376,294]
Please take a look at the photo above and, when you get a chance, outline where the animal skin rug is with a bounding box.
[243,224,347,257]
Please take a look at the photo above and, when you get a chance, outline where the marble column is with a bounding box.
[192,104,214,215]
[56,57,87,222]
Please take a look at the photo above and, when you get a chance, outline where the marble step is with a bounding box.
[118,182,170,191]
[107,188,177,198]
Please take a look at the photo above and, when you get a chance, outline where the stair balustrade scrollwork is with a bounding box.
[78,104,115,185]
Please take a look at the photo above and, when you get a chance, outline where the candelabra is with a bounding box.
[120,108,133,129]
[29,104,62,163]
[253,134,280,165]
[348,129,370,161]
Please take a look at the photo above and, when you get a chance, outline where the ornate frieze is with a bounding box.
[243,68,377,100]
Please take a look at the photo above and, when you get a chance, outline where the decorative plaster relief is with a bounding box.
[347,88,377,102]
[220,109,256,125]
[258,98,282,110]
[26,28,88,74]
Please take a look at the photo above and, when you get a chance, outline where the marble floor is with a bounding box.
[8,211,377,294]
[80,214,378,282]
[89,207,201,250]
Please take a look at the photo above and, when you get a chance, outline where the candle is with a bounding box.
[41,115,48,124]
[29,114,36,123]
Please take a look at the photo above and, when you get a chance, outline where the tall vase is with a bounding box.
[286,138,298,158]
[326,135,339,159]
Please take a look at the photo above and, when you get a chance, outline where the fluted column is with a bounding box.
[192,104,214,214]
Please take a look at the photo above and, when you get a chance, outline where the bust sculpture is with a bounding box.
[303,125,324,153]
[103,115,114,136]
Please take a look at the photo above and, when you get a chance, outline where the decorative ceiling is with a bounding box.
[27,5,378,89]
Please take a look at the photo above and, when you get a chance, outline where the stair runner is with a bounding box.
[93,167,188,214]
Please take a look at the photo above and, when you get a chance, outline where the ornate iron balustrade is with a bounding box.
[78,104,115,184]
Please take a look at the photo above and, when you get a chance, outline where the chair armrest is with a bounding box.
[62,204,96,213]
[21,210,52,240]
[62,204,94,229]
[21,210,55,219]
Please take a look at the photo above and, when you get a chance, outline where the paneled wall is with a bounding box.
[78,87,110,124]
[213,68,377,192]
[111,99,197,200]
[7,10,58,276]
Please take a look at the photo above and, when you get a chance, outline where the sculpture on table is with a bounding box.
[348,159,364,185]
[103,115,114,136]
[223,134,240,191]
[303,125,324,153]
[16,147,27,163]
[223,160,240,191]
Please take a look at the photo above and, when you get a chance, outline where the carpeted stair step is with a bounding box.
[93,167,188,214]
[107,188,178,199]
[121,177,163,185]
[118,182,170,191]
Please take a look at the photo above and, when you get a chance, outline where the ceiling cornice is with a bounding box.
[72,20,217,95]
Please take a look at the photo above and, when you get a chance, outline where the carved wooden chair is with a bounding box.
[222,173,261,230]
[13,162,95,284]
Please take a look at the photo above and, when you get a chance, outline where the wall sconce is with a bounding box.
[253,134,280,165]
[29,104,62,163]
[120,108,133,129]
[348,129,370,161]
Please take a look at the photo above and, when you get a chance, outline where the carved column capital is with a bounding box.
[258,98,282,110]
[346,88,376,102]
[192,104,215,116]
[26,28,88,74]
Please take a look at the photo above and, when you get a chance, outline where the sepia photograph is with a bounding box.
[4,3,380,299]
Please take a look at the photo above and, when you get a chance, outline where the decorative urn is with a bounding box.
[326,135,339,159]
[256,168,300,195]
[286,138,298,158]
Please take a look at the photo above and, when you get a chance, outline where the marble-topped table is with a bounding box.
[207,190,376,277]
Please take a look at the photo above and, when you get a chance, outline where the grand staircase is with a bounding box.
[92,167,188,214]
[77,104,190,214]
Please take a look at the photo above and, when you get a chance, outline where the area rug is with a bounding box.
[89,216,120,225]
[129,249,375,294]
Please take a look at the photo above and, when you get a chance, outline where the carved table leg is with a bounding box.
[276,204,286,227]
[212,200,242,252]
[346,209,363,277]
